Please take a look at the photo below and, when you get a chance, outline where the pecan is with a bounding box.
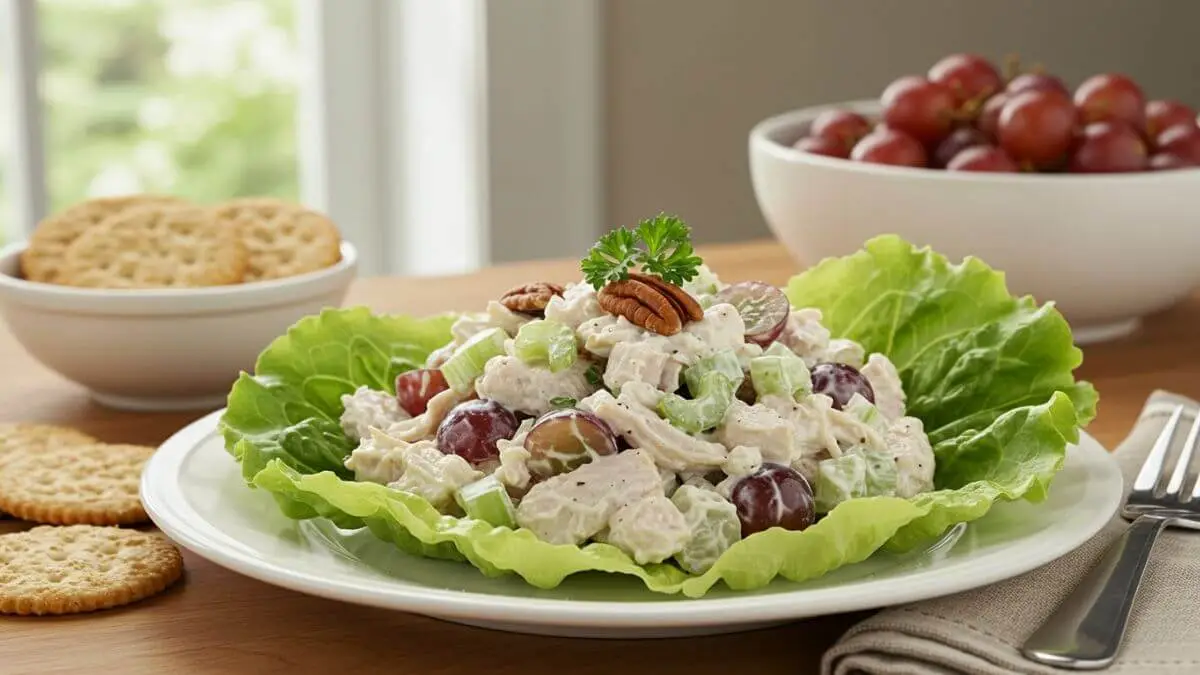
[627,272,704,322]
[499,281,564,315]
[598,277,684,336]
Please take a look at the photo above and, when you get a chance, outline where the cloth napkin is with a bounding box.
[822,390,1200,675]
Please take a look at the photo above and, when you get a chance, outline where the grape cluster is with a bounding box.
[793,53,1200,174]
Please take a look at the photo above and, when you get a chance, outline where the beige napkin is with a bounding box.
[822,390,1200,675]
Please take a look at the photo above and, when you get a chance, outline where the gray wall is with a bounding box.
[604,0,1194,244]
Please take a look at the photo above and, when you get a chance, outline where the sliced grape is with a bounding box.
[524,408,619,478]
[436,398,519,467]
[455,474,517,528]
[671,485,742,574]
[683,350,744,395]
[730,463,815,537]
[714,281,789,346]
[395,368,451,416]
[440,327,506,393]
[658,371,736,434]
[512,319,577,373]
[810,362,874,410]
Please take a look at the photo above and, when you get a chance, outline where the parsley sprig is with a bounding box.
[580,214,703,289]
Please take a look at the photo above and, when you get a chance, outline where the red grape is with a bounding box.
[933,127,989,167]
[524,409,619,478]
[810,110,872,149]
[947,145,1019,172]
[977,93,1008,139]
[850,128,928,167]
[810,362,875,410]
[881,76,958,145]
[1074,73,1145,128]
[793,135,848,159]
[1069,122,1147,173]
[1006,73,1068,97]
[731,463,815,537]
[1145,100,1197,144]
[436,399,518,467]
[1148,153,1196,171]
[715,281,790,346]
[1148,152,1198,171]
[1156,124,1200,164]
[998,90,1078,168]
[928,53,1002,105]
[395,369,451,416]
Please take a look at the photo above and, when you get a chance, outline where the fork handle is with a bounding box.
[1021,514,1170,669]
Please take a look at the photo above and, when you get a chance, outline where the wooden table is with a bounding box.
[1,240,1197,675]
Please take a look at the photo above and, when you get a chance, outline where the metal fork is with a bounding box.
[1022,404,1200,669]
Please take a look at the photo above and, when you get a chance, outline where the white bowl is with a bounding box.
[0,242,358,411]
[749,99,1200,344]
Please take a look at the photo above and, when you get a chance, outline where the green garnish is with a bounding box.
[585,364,603,386]
[549,396,577,409]
[581,213,703,289]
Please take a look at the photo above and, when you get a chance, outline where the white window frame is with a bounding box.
[1,0,604,276]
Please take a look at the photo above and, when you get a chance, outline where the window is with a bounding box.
[1,0,603,273]
[39,0,299,213]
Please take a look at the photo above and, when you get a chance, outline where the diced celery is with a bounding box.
[659,371,735,434]
[683,350,744,395]
[441,327,506,393]
[844,393,887,433]
[454,474,517,528]
[749,351,811,400]
[671,485,741,574]
[813,447,898,513]
[512,319,577,373]
[763,341,795,358]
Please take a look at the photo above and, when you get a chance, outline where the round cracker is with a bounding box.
[0,443,154,525]
[212,198,342,281]
[0,423,97,465]
[58,204,247,288]
[21,195,187,283]
[0,525,183,615]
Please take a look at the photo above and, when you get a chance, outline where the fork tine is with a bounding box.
[1165,410,1200,499]
[1134,405,1184,493]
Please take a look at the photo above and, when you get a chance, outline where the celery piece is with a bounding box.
[441,327,506,393]
[513,319,577,373]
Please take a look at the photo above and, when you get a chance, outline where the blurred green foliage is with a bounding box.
[1,0,299,235]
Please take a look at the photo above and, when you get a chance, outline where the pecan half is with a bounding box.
[598,278,684,335]
[500,281,564,315]
[627,272,704,322]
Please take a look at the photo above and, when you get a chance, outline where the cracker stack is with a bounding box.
[0,423,184,615]
[20,194,343,289]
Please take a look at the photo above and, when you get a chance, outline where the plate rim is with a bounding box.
[142,408,1122,628]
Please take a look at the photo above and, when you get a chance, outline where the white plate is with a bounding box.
[142,410,1122,639]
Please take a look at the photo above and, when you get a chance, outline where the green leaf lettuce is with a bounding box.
[221,236,1097,596]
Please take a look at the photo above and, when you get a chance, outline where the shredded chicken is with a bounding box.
[717,400,795,464]
[384,388,470,442]
[886,416,935,498]
[862,353,907,420]
[515,449,662,545]
[605,495,691,564]
[587,390,728,472]
[475,355,597,416]
[340,386,410,441]
[544,282,605,330]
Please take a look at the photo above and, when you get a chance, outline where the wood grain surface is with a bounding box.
[0,240,1195,675]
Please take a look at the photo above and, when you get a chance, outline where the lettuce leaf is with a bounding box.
[222,236,1097,596]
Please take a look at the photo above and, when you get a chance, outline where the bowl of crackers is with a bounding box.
[0,194,357,411]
